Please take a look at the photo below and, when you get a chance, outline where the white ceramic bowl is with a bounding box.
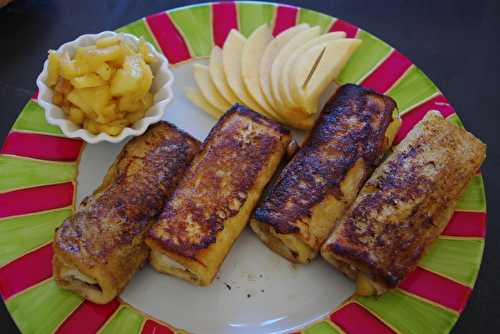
[36,31,173,144]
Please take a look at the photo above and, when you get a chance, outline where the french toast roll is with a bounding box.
[53,122,200,304]
[321,111,486,296]
[146,104,291,286]
[251,84,400,264]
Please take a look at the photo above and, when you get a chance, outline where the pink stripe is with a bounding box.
[1,132,83,161]
[145,13,191,64]
[330,302,395,334]
[272,5,298,36]
[32,90,39,100]
[361,51,412,93]
[442,211,486,238]
[0,182,74,219]
[212,2,238,47]
[395,95,455,143]
[0,243,53,299]
[400,267,472,312]
[55,299,121,334]
[141,320,174,334]
[329,18,359,38]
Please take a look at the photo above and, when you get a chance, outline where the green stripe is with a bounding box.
[99,306,144,334]
[297,8,333,33]
[304,321,341,334]
[169,5,213,57]
[0,208,71,266]
[12,101,63,135]
[6,279,82,334]
[117,18,160,51]
[337,30,392,84]
[446,114,464,128]
[0,155,76,192]
[387,65,439,113]
[356,290,457,334]
[419,238,484,286]
[456,175,486,212]
[237,2,275,37]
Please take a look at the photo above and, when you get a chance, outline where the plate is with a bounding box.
[0,2,486,334]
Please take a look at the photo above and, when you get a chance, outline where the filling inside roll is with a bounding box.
[61,267,100,290]
[149,250,200,284]
[56,257,103,293]
[322,255,386,296]
[251,220,315,263]
[62,267,97,285]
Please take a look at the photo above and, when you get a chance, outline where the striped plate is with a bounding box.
[0,2,486,334]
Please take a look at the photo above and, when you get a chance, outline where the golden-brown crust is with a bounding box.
[55,122,200,265]
[148,104,291,259]
[53,121,200,302]
[323,111,486,288]
[254,84,396,235]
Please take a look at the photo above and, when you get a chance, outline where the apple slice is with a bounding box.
[185,87,223,119]
[192,63,232,111]
[241,24,279,120]
[259,24,309,111]
[270,26,321,116]
[209,46,239,105]
[297,38,362,114]
[277,108,317,129]
[290,44,327,108]
[222,29,267,116]
[280,32,346,109]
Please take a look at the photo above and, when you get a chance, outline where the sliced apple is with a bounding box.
[297,38,362,114]
[270,26,321,116]
[222,29,268,116]
[290,44,327,108]
[209,46,239,105]
[281,32,346,109]
[241,24,279,120]
[185,87,223,119]
[259,24,309,111]
[192,63,232,111]
[278,108,317,129]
